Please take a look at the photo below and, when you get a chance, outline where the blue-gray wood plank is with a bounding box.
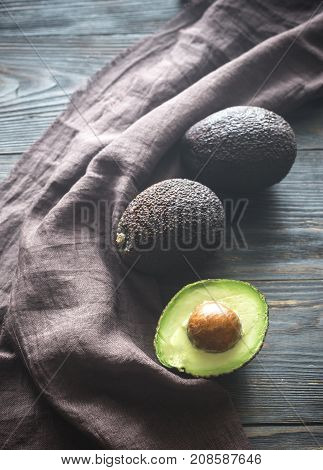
[0,0,322,450]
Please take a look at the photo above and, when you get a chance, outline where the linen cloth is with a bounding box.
[1,0,323,449]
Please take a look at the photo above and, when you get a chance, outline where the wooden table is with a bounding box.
[1,0,322,450]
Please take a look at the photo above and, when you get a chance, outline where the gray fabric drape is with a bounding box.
[1,0,322,449]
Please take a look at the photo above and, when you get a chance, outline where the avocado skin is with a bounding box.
[154,279,269,378]
[181,106,297,193]
[115,179,224,275]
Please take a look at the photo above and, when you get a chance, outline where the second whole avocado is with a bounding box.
[181,106,297,193]
[115,179,224,275]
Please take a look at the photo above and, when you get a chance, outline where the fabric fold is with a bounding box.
[1,0,323,449]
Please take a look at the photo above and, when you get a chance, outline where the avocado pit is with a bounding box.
[187,301,242,353]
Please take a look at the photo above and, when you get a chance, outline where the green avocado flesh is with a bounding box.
[154,279,268,377]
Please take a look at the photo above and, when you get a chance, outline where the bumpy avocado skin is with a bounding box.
[154,279,269,378]
[181,106,297,193]
[115,179,224,275]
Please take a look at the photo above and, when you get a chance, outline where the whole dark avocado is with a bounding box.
[115,179,224,275]
[181,106,297,193]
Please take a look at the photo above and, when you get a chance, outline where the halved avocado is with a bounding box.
[154,279,268,377]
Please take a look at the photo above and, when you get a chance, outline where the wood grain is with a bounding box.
[290,103,323,150]
[0,153,21,180]
[158,280,323,427]
[0,35,142,154]
[0,0,180,36]
[193,148,323,281]
[0,34,323,155]
[247,426,323,450]
[0,0,322,450]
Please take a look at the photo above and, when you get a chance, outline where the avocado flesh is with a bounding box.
[154,279,268,377]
